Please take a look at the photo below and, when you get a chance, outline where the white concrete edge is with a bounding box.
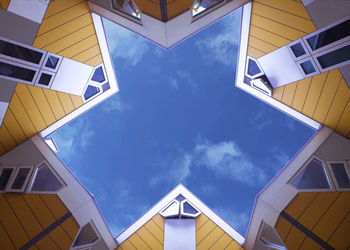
[244,127,332,249]
[31,135,118,249]
[235,2,321,131]
[40,14,119,138]
[116,184,245,245]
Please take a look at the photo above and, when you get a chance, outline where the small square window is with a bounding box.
[330,163,350,188]
[38,73,52,86]
[290,43,306,58]
[300,60,316,75]
[0,168,14,191]
[11,168,31,190]
[45,55,59,70]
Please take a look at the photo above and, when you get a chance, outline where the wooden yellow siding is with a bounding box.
[167,0,193,20]
[0,194,79,250]
[0,0,9,10]
[247,0,316,58]
[275,192,350,250]
[273,69,350,140]
[117,214,164,250]
[134,0,161,20]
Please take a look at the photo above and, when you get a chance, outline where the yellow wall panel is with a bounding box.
[137,227,162,250]
[247,46,266,58]
[292,78,312,112]
[118,239,136,249]
[134,0,161,20]
[27,85,56,126]
[248,36,278,54]
[57,92,74,114]
[298,192,339,230]
[0,125,17,151]
[313,69,342,123]
[0,221,15,250]
[42,89,66,120]
[49,225,73,249]
[209,232,234,249]
[281,82,297,106]
[37,1,89,36]
[5,194,43,239]
[284,192,317,219]
[152,214,164,230]
[197,226,225,249]
[284,225,305,249]
[15,84,46,131]
[196,214,209,230]
[84,54,103,67]
[43,0,85,19]
[0,0,10,10]
[35,235,60,250]
[22,194,56,228]
[144,219,164,244]
[302,72,327,118]
[70,94,84,109]
[255,0,311,20]
[167,0,193,20]
[60,217,79,240]
[312,192,350,242]
[252,2,316,34]
[9,92,37,137]
[272,86,284,102]
[335,100,350,136]
[225,240,242,250]
[40,194,68,219]
[72,44,101,63]
[249,25,291,48]
[0,194,29,249]
[324,78,350,130]
[58,35,99,59]
[128,232,151,249]
[327,213,350,250]
[0,143,6,156]
[3,109,27,145]
[274,216,291,241]
[196,218,216,244]
[250,14,306,42]
[299,236,320,250]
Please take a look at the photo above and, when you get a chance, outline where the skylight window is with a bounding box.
[160,197,201,218]
[72,222,100,249]
[0,166,33,193]
[83,65,109,102]
[330,162,350,189]
[29,162,64,192]
[91,66,105,83]
[292,158,330,190]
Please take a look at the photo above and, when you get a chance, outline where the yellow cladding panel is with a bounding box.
[57,92,75,114]
[299,236,320,250]
[137,227,162,249]
[118,240,137,249]
[281,82,297,106]
[128,232,151,249]
[167,0,193,20]
[274,216,291,241]
[0,221,15,250]
[35,235,60,250]
[49,225,74,249]
[291,77,312,112]
[152,213,165,230]
[247,46,266,59]
[248,36,278,54]
[225,240,242,250]
[134,0,161,20]
[40,194,69,219]
[196,213,209,230]
[61,217,80,240]
[41,89,66,120]
[3,109,27,145]
[0,0,9,9]
[249,25,291,48]
[284,225,305,249]
[336,100,350,137]
[209,232,236,249]
[284,192,318,219]
[197,226,225,249]
[44,0,85,18]
[0,125,17,152]
[255,0,311,20]
[144,218,164,244]
[196,217,216,244]
[328,212,350,249]
[272,86,284,102]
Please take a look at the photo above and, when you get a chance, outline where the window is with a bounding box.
[316,44,350,69]
[329,162,350,189]
[84,85,100,100]
[250,75,273,96]
[290,43,306,58]
[111,0,141,20]
[36,71,54,88]
[160,197,201,218]
[0,168,14,191]
[0,166,33,193]
[91,66,105,83]
[43,54,62,72]
[300,60,316,75]
[0,60,38,84]
[72,222,100,249]
[83,65,109,102]
[160,200,180,218]
[306,19,350,51]
[29,162,64,192]
[291,158,330,190]
[259,222,286,250]
[191,0,223,17]
[247,58,262,77]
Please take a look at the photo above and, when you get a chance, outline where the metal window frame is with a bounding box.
[42,52,63,73]
[70,221,101,250]
[35,69,56,89]
[296,57,320,78]
[288,39,310,61]
[5,166,34,193]
[180,199,201,218]
[0,35,47,68]
[27,161,66,194]
[160,199,180,218]
[245,56,265,78]
[288,156,335,192]
[326,161,350,191]
[0,57,40,85]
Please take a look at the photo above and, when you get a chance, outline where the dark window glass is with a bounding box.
[30,163,63,192]
[73,223,99,247]
[38,73,52,86]
[290,43,306,57]
[317,44,350,69]
[102,82,110,92]
[11,168,30,190]
[84,85,100,100]
[91,66,105,83]
[0,168,13,190]
[45,56,59,69]
[175,194,185,202]
[331,163,350,188]
[307,19,350,51]
[0,39,43,64]
[300,60,316,74]
[247,58,261,76]
[0,61,36,82]
[183,201,198,214]
[292,158,330,189]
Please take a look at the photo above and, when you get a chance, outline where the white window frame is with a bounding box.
[90,64,108,85]
[42,52,63,73]
[26,161,66,194]
[35,70,56,89]
[257,222,286,250]
[296,57,320,78]
[245,56,265,79]
[5,166,34,193]
[0,57,40,85]
[180,199,201,218]
[160,199,180,218]
[83,64,108,103]
[70,221,101,250]
[326,161,350,191]
[288,156,335,192]
[0,35,47,68]
[289,39,310,61]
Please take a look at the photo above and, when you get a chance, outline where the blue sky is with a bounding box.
[53,8,315,237]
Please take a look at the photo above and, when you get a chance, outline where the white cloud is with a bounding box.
[104,19,150,66]
[101,95,129,113]
[214,206,250,235]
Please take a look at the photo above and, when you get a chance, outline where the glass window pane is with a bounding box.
[0,168,13,190]
[300,60,316,75]
[260,223,285,249]
[175,194,185,202]
[11,168,30,190]
[331,163,350,188]
[292,158,330,189]
[112,0,141,19]
[183,201,198,214]
[192,0,224,16]
[30,163,63,192]
[45,56,59,69]
[0,61,36,82]
[102,82,110,92]
[290,43,306,58]
[91,66,105,83]
[73,223,99,247]
[307,19,350,51]
[38,73,52,86]
[0,39,43,64]
[84,85,100,100]
[317,44,350,69]
[247,58,261,76]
